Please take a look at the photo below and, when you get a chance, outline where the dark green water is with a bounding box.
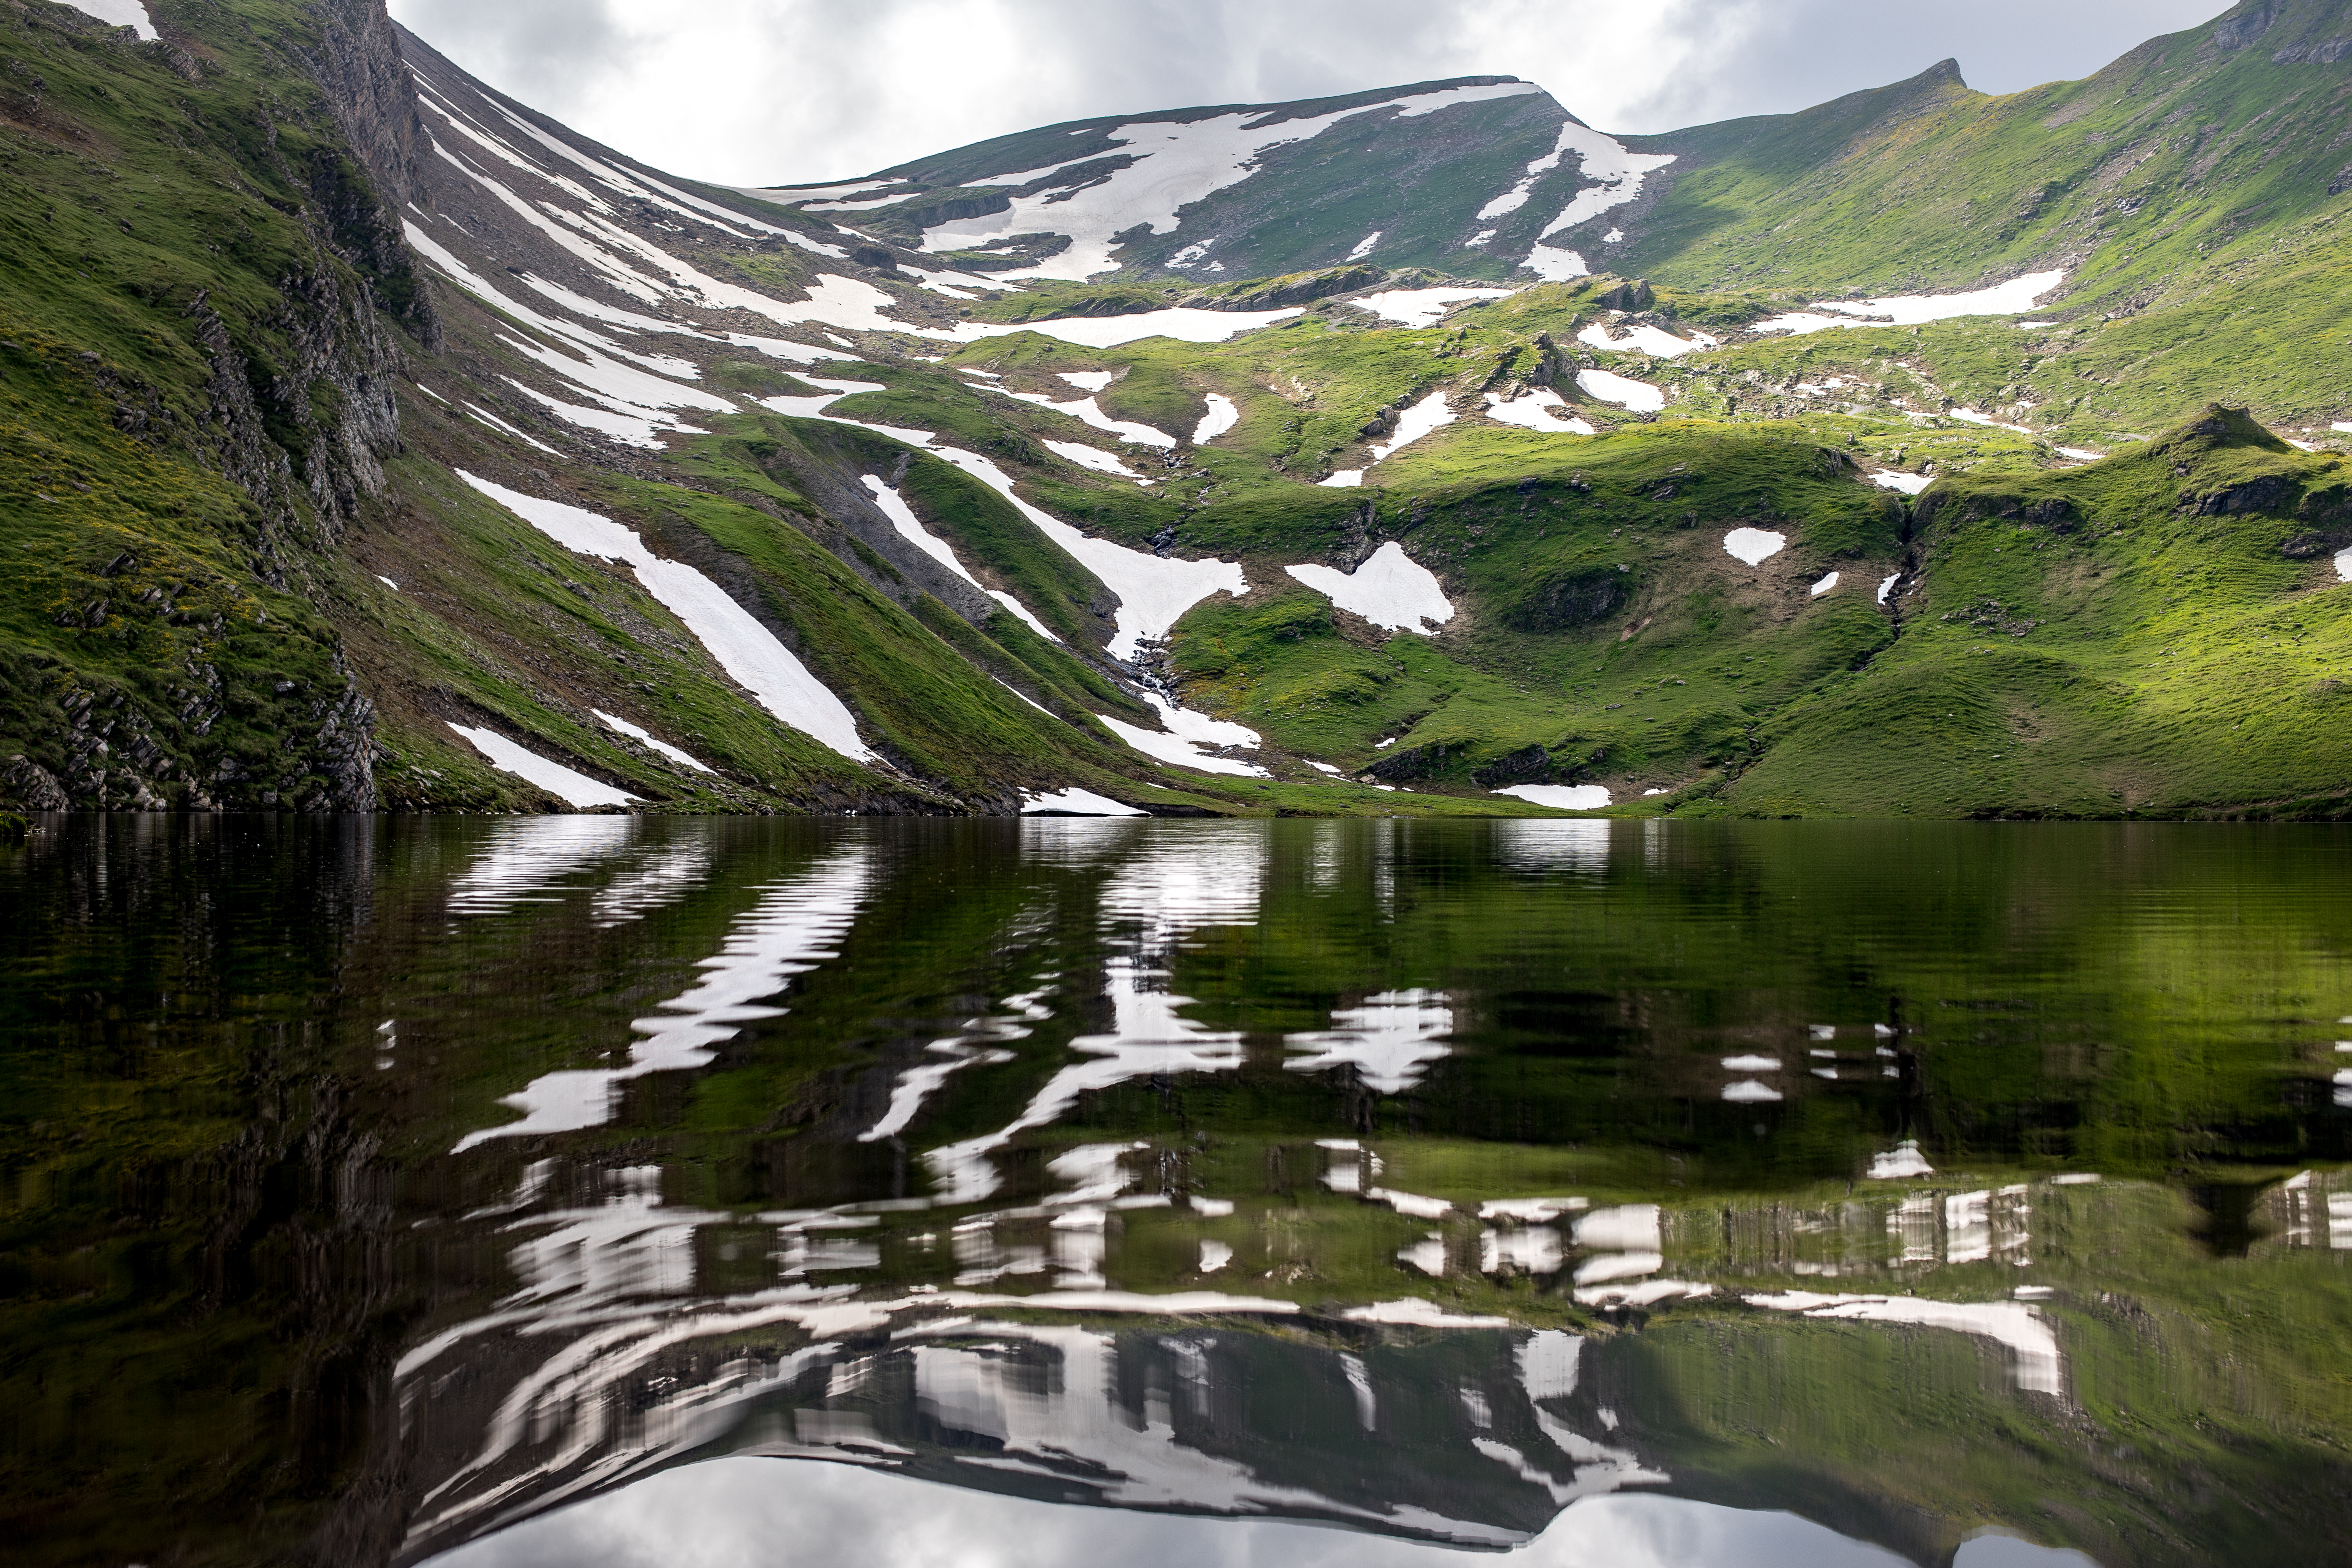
[2,816,2348,1568]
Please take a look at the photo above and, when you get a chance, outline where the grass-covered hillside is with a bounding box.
[0,0,2346,820]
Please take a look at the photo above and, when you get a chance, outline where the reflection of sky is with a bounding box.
[427,1459,1929,1568]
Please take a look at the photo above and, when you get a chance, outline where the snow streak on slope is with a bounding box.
[1481,116,1674,237]
[456,472,876,763]
[919,82,1541,280]
[448,724,638,808]
[859,475,1062,640]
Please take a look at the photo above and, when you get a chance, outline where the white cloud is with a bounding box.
[387,0,2225,187]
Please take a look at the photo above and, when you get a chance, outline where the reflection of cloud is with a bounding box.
[433,1456,1931,1568]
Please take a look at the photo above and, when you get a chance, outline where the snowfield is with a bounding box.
[1575,367,1665,412]
[916,82,1542,281]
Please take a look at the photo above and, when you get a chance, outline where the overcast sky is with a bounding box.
[382,0,2229,185]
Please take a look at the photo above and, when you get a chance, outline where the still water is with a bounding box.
[3,816,2349,1567]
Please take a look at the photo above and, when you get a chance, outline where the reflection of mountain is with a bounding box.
[395,1294,1658,1563]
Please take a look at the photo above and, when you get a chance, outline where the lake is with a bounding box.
[2,815,2347,1567]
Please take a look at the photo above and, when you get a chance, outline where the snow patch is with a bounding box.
[1003,389,1176,448]
[1044,440,1138,476]
[1318,469,1365,488]
[1191,392,1240,444]
[1371,389,1456,460]
[1574,367,1663,412]
[72,1,154,38]
[1359,287,1515,327]
[1346,231,1383,260]
[1819,270,2065,326]
[1494,784,1612,811]
[1877,574,1902,605]
[1022,788,1147,816]
[1722,527,1786,566]
[1872,471,1932,494]
[1577,321,1716,359]
[2336,545,2352,585]
[448,723,635,809]
[1809,571,1840,598]
[1950,408,2032,435]
[1285,541,1454,634]
[2056,446,2103,461]
[1095,710,1268,778]
[457,472,875,762]
[1521,123,1676,238]
[1522,243,1589,281]
[1483,387,1595,435]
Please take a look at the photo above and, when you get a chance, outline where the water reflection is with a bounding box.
[4,817,2351,1568]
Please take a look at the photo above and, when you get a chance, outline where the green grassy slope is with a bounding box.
[1595,0,2352,438]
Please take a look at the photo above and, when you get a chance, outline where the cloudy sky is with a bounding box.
[383,0,2229,185]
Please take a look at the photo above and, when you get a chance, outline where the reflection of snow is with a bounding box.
[925,830,1266,1200]
[1398,1233,1449,1276]
[1495,817,1613,867]
[1283,988,1455,1093]
[1745,1291,2065,1396]
[1483,1226,1566,1274]
[1342,1299,1512,1328]
[1867,1141,1934,1180]
[455,847,872,1151]
[1573,1205,1661,1251]
[860,990,1050,1143]
[446,815,637,917]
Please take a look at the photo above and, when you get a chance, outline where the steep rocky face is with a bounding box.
[0,0,413,812]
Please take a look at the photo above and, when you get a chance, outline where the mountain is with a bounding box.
[0,0,2346,821]
[746,76,1651,284]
